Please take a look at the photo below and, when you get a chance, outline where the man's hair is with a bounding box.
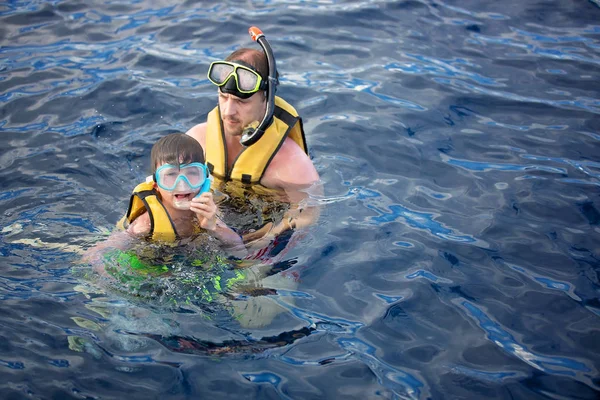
[226,48,268,81]
[151,133,205,171]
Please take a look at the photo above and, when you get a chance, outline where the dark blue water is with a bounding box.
[1,1,600,399]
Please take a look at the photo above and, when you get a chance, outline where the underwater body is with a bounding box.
[1,0,600,399]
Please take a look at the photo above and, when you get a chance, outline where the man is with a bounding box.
[186,48,319,190]
[186,47,321,239]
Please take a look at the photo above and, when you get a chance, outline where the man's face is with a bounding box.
[218,91,266,137]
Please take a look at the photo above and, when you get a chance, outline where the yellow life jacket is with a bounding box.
[205,96,308,184]
[117,181,179,242]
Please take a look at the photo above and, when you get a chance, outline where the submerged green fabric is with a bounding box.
[102,248,246,306]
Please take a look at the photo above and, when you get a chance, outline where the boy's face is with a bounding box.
[154,162,205,211]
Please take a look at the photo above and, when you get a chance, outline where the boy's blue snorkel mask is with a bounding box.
[206,26,278,147]
[154,162,211,210]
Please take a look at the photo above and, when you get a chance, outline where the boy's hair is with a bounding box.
[151,133,205,171]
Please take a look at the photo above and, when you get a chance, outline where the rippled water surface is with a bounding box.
[1,1,600,399]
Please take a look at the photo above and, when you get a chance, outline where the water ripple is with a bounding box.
[365,200,479,244]
[338,337,425,400]
[2,1,600,398]
[460,301,597,387]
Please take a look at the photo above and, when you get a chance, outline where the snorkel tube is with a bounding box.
[240,26,278,147]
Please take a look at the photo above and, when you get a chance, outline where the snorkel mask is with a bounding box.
[154,162,211,210]
[207,26,278,147]
[209,60,268,100]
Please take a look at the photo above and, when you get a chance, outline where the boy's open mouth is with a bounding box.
[174,193,193,201]
[172,192,196,211]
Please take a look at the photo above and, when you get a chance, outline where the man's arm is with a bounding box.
[260,137,320,192]
[242,138,322,242]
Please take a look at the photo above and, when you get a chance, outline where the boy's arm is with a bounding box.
[81,230,136,275]
[126,212,151,237]
[82,213,149,273]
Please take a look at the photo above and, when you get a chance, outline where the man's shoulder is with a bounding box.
[276,137,308,158]
[186,123,207,148]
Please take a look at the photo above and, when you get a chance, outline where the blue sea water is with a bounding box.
[1,0,600,399]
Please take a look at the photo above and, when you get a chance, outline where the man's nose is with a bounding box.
[221,97,237,116]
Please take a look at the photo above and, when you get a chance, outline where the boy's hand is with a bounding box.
[190,192,217,231]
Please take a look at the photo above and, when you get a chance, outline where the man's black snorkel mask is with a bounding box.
[206,27,279,147]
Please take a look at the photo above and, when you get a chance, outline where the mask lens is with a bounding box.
[208,61,262,94]
[236,67,260,92]
[156,165,180,189]
[156,163,207,191]
[179,164,204,187]
[208,62,235,85]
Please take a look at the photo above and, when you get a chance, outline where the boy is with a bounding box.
[84,134,244,268]
[122,133,242,247]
